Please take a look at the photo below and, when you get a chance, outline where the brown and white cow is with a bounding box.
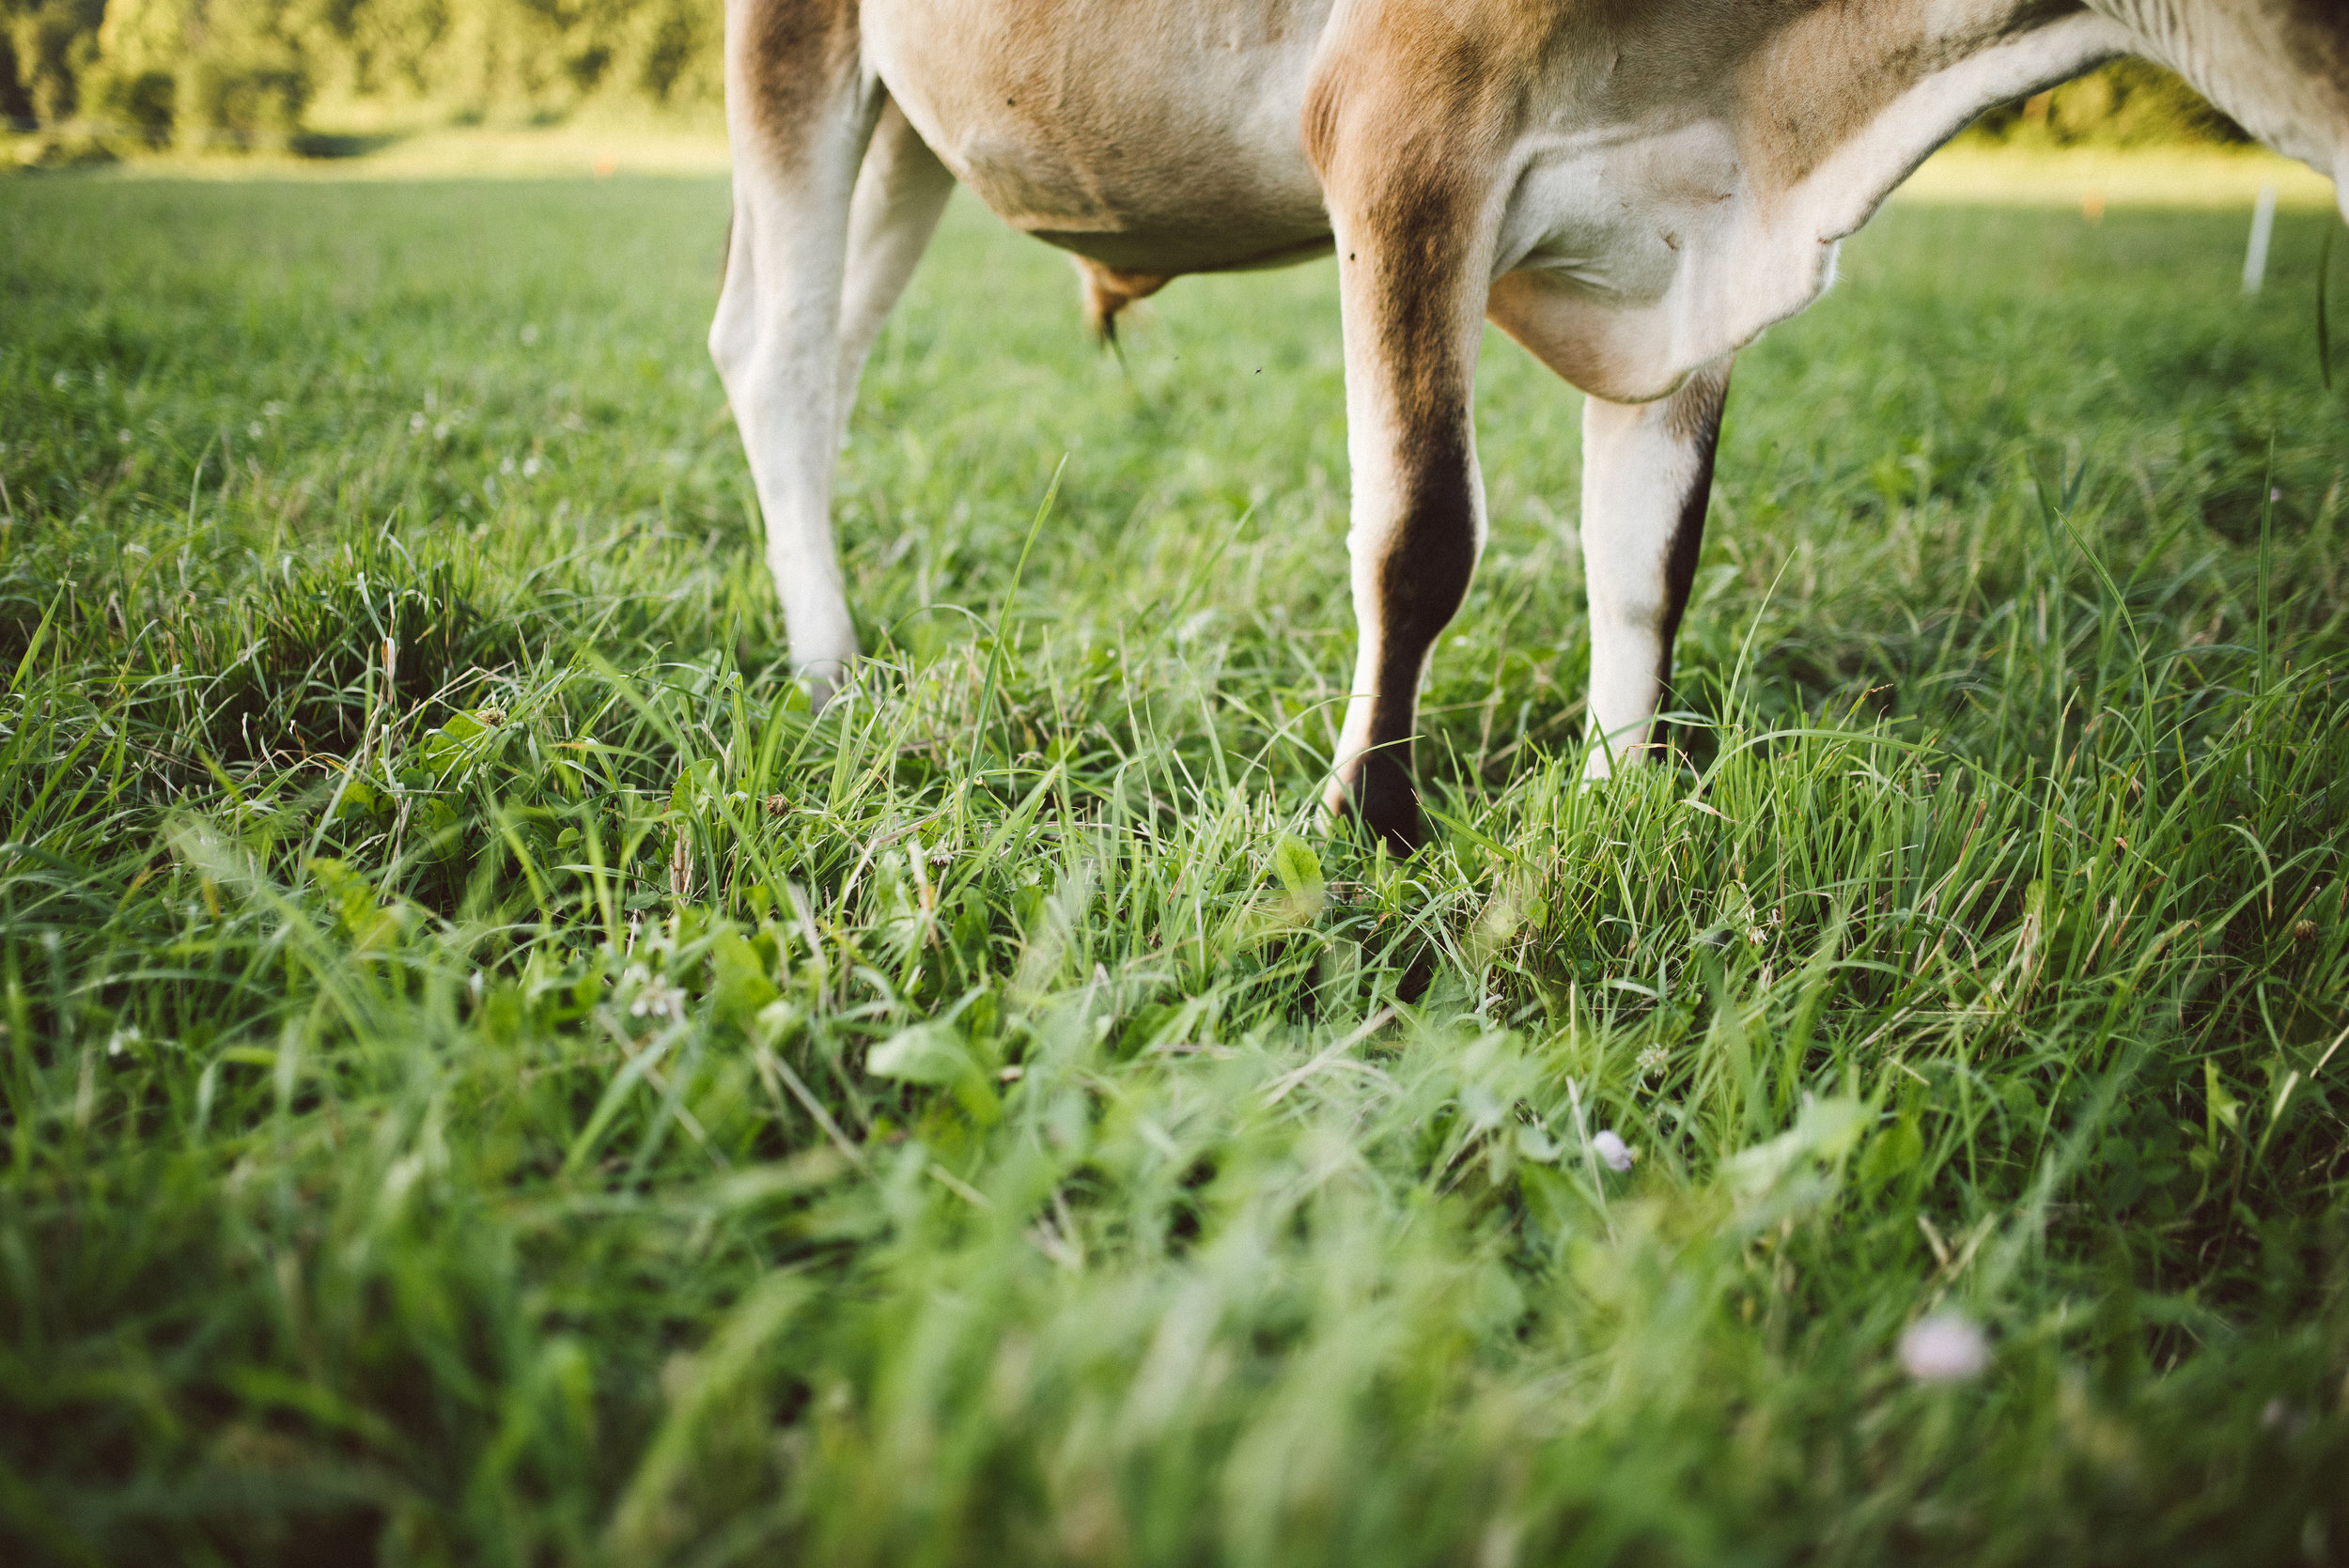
[708,0,2348,851]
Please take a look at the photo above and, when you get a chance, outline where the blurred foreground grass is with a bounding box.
[2,171,2348,1564]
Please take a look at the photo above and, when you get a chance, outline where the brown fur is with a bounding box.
[2275,0,2349,134]
[744,0,863,152]
[866,0,1333,274]
[1301,0,1549,845]
[2281,0,2349,79]
[1305,0,1553,428]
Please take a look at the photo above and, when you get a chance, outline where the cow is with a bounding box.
[708,0,2349,853]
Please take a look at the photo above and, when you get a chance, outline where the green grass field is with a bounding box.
[3,168,2347,1565]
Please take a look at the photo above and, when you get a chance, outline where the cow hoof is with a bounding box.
[1326,753,1424,856]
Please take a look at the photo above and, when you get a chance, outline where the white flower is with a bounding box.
[1899,1313,1989,1383]
[626,965,685,1021]
[1592,1129,1634,1172]
[1635,1045,1669,1079]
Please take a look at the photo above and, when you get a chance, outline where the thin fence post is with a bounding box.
[2243,183,2278,296]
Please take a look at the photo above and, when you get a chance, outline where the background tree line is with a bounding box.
[1,0,2251,154]
[2,0,719,147]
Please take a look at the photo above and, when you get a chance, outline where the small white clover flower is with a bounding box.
[1635,1045,1670,1079]
[1898,1313,1989,1383]
[1592,1129,1634,1172]
[626,965,685,1021]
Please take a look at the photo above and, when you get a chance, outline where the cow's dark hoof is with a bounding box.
[1392,943,1439,1001]
[1334,751,1423,857]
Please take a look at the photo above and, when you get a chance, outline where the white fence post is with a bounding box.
[2243,184,2279,296]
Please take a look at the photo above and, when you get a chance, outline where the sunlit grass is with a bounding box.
[2,172,2346,1564]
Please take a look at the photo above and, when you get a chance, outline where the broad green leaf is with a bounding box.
[1272,834,1324,919]
[1859,1118,1924,1189]
[867,1022,971,1086]
[708,929,779,1030]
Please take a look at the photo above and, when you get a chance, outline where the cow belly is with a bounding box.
[864,0,1336,273]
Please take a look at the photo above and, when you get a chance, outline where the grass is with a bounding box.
[2,166,2347,1565]
[4,119,736,181]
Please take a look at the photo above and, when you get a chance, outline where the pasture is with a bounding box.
[3,167,2347,1564]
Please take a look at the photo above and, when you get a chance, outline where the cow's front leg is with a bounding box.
[1306,58,1500,853]
[1317,202,1494,853]
[709,0,879,704]
[1578,362,1732,777]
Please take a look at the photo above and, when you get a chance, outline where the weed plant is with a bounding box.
[2,175,2347,1564]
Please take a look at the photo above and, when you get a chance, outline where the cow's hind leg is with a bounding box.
[1578,363,1733,776]
[832,99,956,450]
[710,0,880,703]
